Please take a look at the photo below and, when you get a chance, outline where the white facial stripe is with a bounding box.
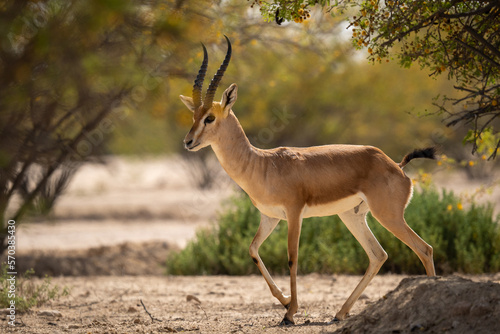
[193,120,205,139]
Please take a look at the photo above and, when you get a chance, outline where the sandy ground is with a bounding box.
[1,274,401,333]
[2,156,500,333]
[4,274,500,333]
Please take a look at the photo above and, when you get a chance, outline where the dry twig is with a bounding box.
[140,299,163,323]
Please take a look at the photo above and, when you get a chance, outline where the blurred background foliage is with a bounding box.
[111,0,463,159]
[0,0,477,161]
[0,0,497,252]
[255,0,500,159]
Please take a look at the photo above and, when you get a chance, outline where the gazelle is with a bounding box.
[181,37,436,325]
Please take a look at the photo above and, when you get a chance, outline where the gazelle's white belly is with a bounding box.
[254,202,287,220]
[254,193,364,220]
[302,194,364,218]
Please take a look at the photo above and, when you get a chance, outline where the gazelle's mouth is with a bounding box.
[185,142,200,151]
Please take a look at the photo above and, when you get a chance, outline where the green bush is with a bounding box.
[166,185,500,275]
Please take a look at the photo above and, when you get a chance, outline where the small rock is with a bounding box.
[79,290,90,298]
[0,309,11,315]
[451,301,471,316]
[68,324,80,329]
[359,293,369,300]
[133,318,141,324]
[410,323,425,332]
[38,310,63,317]
[470,301,491,316]
[186,294,201,304]
[127,306,138,313]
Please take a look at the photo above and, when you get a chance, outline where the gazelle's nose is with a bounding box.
[184,138,195,150]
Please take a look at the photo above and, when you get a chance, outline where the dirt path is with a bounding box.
[16,219,206,251]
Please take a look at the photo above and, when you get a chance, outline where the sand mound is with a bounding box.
[337,276,500,334]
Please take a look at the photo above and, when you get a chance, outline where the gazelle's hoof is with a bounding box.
[279,316,295,326]
[331,312,349,323]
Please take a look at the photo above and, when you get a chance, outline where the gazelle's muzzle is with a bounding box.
[184,138,199,151]
[184,123,203,151]
[183,131,196,150]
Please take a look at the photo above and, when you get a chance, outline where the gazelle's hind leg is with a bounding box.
[372,212,436,276]
[366,177,436,277]
[335,204,388,321]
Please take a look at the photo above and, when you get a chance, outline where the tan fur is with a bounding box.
[182,84,436,324]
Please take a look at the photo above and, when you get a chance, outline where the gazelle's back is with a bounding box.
[255,144,405,205]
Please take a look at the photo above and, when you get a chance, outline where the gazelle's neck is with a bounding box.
[210,111,258,188]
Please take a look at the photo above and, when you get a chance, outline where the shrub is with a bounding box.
[166,185,500,275]
[0,265,69,312]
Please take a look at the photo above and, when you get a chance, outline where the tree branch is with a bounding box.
[453,36,500,70]
[378,0,463,48]
[10,89,129,221]
[463,25,500,65]
[440,2,498,19]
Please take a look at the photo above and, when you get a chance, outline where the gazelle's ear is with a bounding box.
[220,83,238,117]
[179,95,196,113]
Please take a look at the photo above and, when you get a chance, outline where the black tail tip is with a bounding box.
[400,147,437,168]
[414,147,437,160]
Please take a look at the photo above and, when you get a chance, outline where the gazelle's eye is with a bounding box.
[204,115,215,124]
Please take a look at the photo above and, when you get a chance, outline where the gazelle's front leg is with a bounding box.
[249,214,291,307]
[281,208,303,325]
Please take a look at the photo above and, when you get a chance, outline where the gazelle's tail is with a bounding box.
[399,147,437,168]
